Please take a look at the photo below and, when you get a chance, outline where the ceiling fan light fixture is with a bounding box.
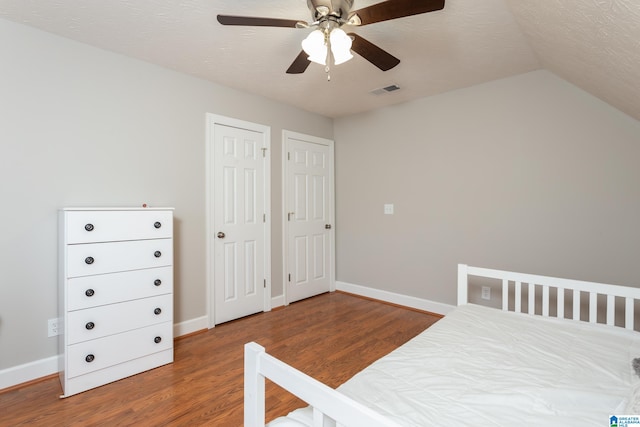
[302,29,327,65]
[302,27,353,67]
[329,28,353,65]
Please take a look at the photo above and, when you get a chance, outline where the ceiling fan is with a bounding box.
[217,0,445,75]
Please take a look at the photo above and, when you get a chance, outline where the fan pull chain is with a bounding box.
[325,38,331,81]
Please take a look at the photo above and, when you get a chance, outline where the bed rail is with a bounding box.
[458,264,640,330]
[245,342,401,427]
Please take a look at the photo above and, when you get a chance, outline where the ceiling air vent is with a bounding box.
[370,84,401,95]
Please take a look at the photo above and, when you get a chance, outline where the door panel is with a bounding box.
[294,235,308,284]
[313,234,326,280]
[286,135,333,303]
[223,242,236,301]
[244,240,256,295]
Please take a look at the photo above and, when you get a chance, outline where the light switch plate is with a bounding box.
[384,204,394,215]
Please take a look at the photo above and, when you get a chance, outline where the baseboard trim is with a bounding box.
[271,294,285,309]
[335,281,455,316]
[0,355,59,392]
[174,316,208,337]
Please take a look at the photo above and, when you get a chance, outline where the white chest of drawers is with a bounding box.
[58,207,174,397]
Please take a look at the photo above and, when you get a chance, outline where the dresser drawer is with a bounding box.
[66,238,172,278]
[67,267,172,311]
[67,293,172,345]
[67,321,172,378]
[64,210,173,244]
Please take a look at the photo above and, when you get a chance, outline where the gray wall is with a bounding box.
[0,18,332,371]
[334,70,640,305]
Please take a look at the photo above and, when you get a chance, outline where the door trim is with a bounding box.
[281,130,336,306]
[206,113,271,328]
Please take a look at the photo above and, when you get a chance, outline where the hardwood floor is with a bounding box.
[0,292,441,426]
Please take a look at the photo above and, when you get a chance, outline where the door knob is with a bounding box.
[217,232,225,239]
[325,224,332,229]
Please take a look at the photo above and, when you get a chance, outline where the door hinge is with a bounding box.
[264,279,266,288]
[261,147,267,158]
[263,213,266,223]
[287,152,290,161]
[288,273,291,282]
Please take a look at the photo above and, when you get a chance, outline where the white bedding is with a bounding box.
[268,304,640,427]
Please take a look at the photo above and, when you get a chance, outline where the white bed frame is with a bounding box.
[245,264,640,426]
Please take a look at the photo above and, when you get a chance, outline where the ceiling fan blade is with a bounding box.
[217,15,303,28]
[349,33,400,71]
[286,51,312,74]
[349,0,445,26]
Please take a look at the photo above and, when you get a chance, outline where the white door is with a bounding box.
[284,132,334,303]
[208,117,270,325]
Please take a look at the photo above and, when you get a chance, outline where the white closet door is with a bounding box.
[286,135,334,303]
[213,123,266,324]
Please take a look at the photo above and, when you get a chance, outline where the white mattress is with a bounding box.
[268,304,640,427]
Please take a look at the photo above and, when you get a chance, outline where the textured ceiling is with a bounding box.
[506,0,640,123]
[0,0,638,120]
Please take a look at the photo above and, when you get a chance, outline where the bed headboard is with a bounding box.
[457,264,640,331]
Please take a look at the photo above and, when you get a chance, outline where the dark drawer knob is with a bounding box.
[85,354,95,363]
[154,279,162,287]
[84,223,94,232]
[154,251,162,258]
[154,221,162,229]
[85,256,94,265]
[85,322,95,330]
[154,336,162,344]
[85,289,95,297]
[154,307,162,315]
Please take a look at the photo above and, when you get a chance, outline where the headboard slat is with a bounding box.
[589,292,598,323]
[557,288,565,319]
[573,289,581,321]
[502,279,508,311]
[528,284,535,315]
[542,285,550,317]
[626,297,634,330]
[606,295,615,326]
[515,281,522,313]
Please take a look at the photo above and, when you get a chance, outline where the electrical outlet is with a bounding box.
[481,286,491,300]
[48,318,59,337]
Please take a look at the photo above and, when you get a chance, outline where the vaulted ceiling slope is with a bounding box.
[0,0,638,120]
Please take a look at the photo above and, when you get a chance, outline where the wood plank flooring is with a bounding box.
[0,292,441,426]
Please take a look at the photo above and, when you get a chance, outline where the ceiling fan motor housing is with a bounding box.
[307,0,354,20]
